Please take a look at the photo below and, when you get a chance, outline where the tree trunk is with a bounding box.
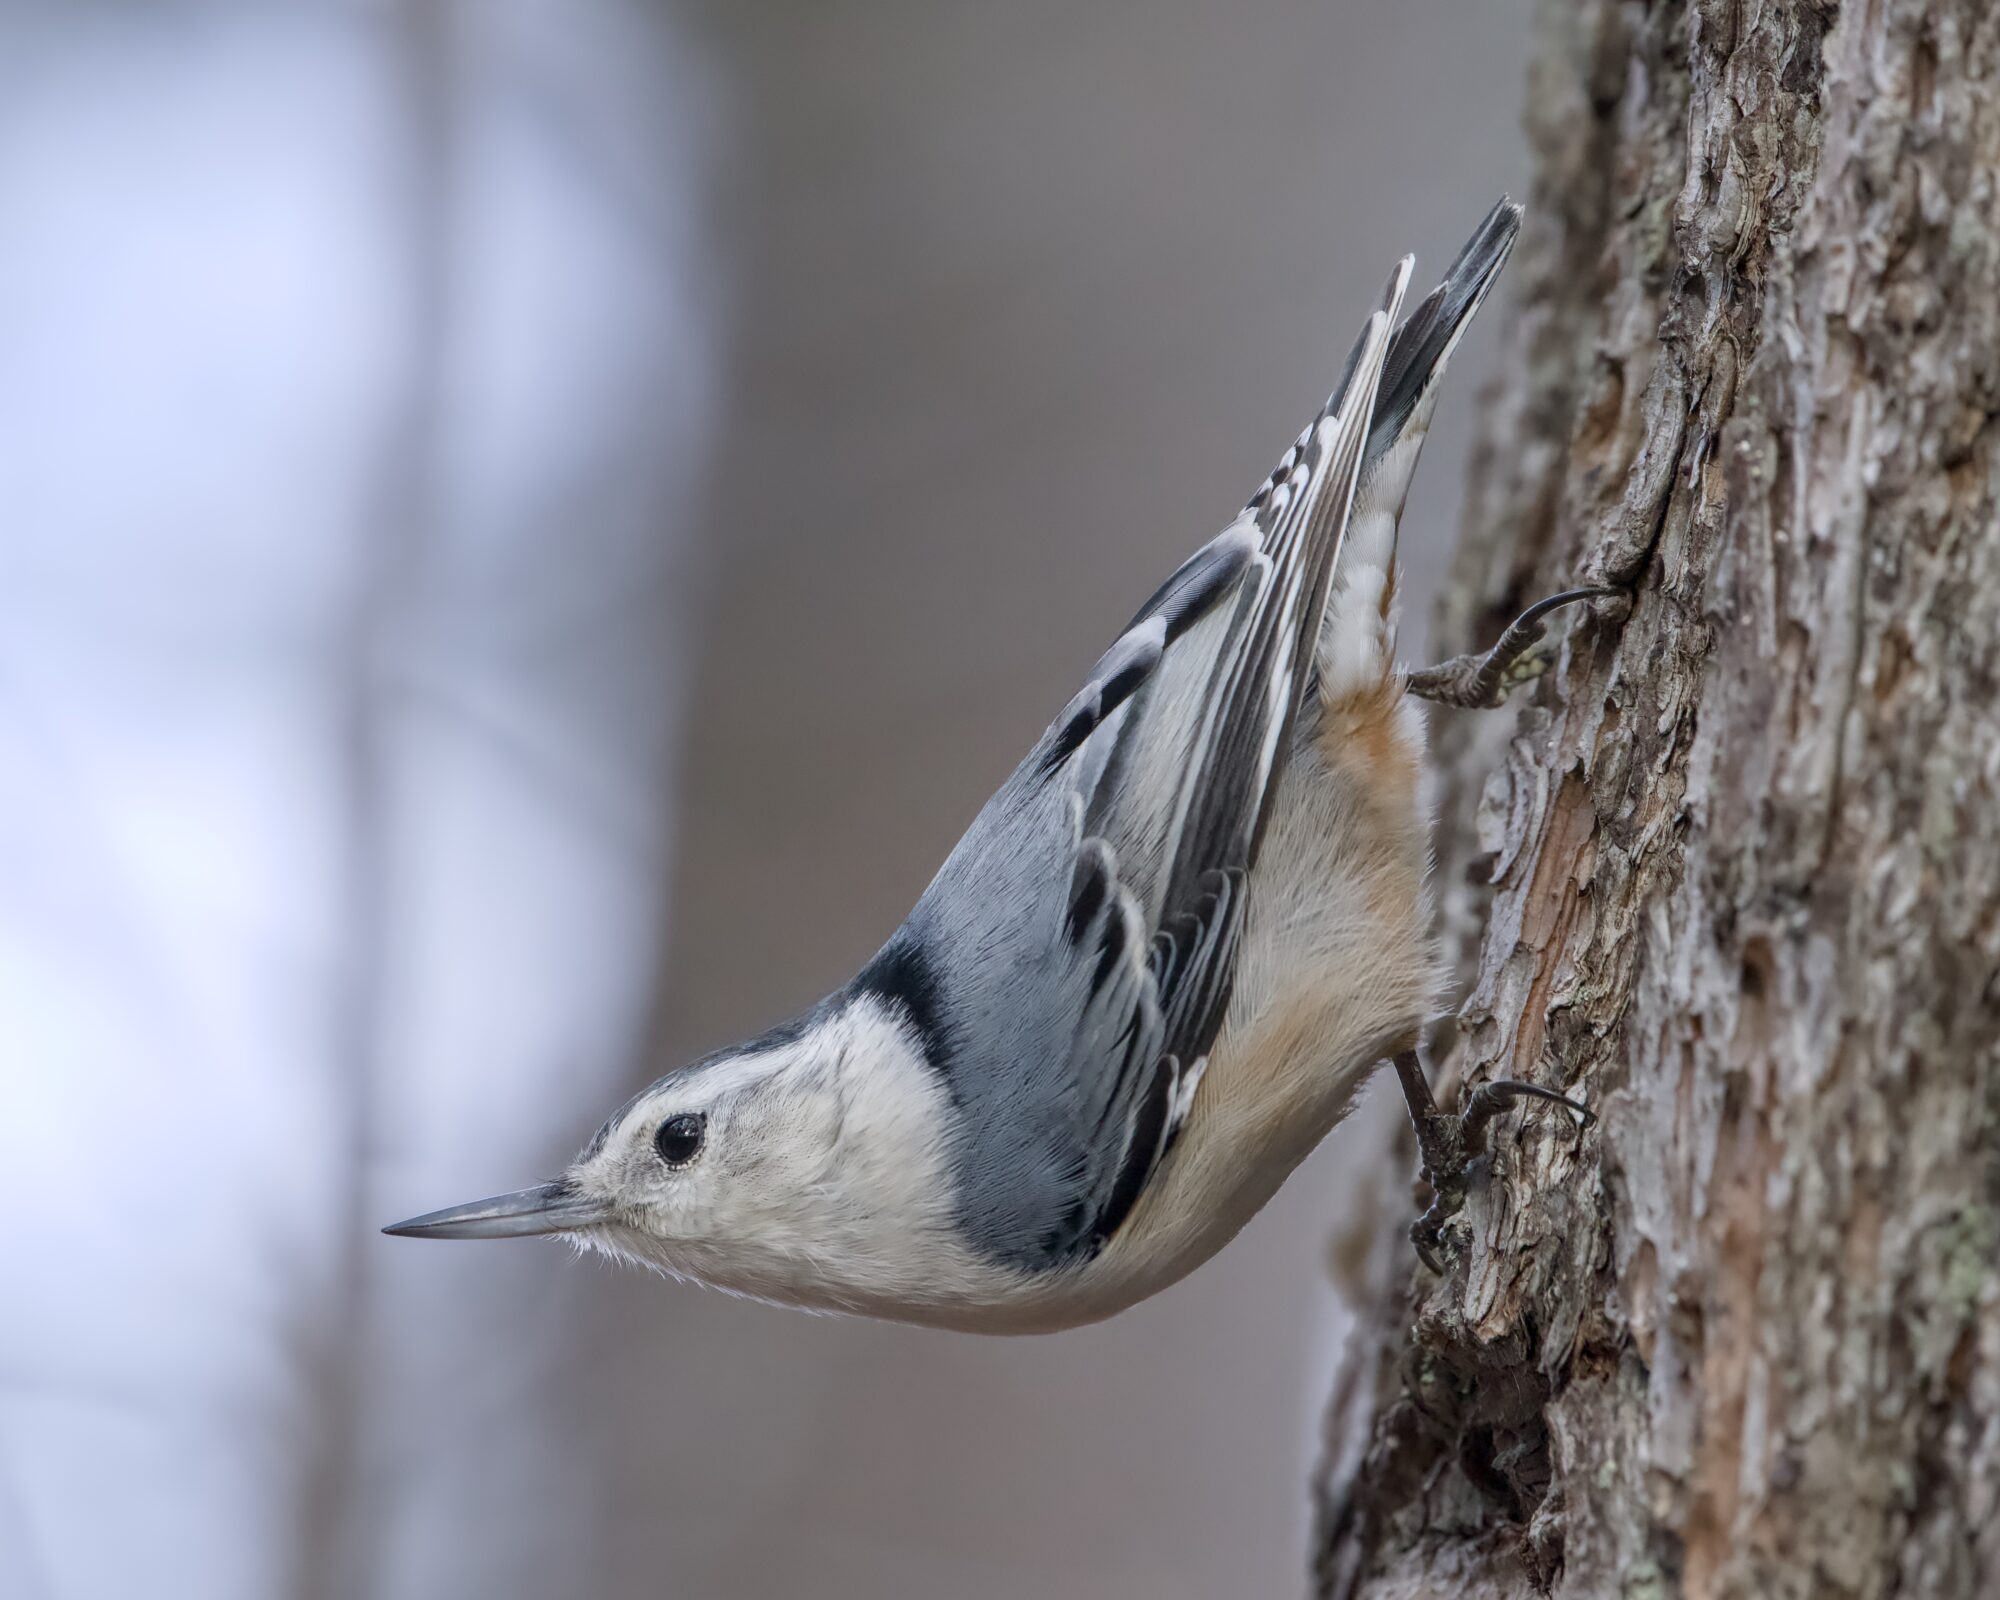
[1312,3,2000,1596]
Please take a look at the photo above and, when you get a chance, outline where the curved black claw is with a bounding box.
[1393,1051,1592,1272]
[1458,1078,1593,1159]
[1410,1206,1448,1276]
[1406,585,1623,709]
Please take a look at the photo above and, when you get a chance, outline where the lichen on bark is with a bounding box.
[1313,3,2000,1596]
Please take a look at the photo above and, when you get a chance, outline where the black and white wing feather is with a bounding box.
[853,262,1409,1273]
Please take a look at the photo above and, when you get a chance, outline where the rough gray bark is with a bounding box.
[1313,3,2000,1596]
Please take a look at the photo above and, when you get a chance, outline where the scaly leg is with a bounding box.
[1392,1047,1592,1272]
[1406,587,1620,710]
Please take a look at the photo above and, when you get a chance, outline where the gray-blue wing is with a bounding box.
[855,263,1410,1273]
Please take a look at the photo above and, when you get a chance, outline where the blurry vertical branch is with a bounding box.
[1315,2,2000,1597]
[302,3,457,1595]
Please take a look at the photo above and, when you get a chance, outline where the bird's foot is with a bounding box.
[1405,587,1621,710]
[1392,1049,1592,1273]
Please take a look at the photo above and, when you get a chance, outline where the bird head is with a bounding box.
[383,996,977,1316]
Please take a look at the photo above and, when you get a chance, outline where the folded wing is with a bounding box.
[854,261,1410,1272]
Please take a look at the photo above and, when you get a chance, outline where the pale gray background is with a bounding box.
[0,2,1534,1596]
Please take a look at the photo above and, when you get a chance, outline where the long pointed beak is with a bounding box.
[382,1181,608,1240]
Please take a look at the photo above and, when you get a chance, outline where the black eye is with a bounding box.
[653,1112,706,1169]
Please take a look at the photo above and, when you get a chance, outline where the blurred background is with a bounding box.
[0,2,1534,1596]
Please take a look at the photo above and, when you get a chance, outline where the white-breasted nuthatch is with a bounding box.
[387,201,1603,1331]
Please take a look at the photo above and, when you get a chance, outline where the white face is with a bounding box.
[561,998,1003,1318]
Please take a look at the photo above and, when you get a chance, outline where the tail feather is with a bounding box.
[1366,198,1523,470]
[1316,199,1522,704]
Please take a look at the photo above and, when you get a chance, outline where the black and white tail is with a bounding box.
[1317,200,1523,703]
